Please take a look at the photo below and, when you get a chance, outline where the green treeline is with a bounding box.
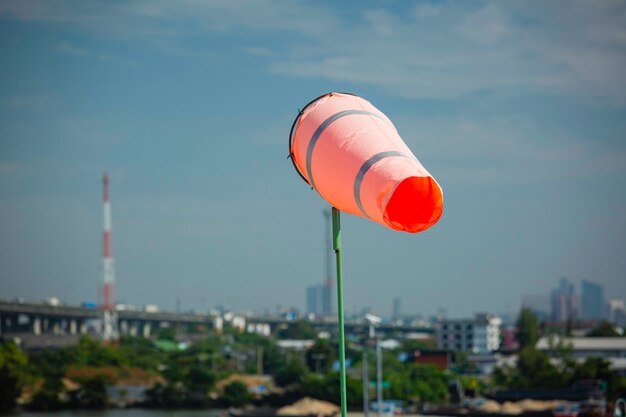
[0,325,453,412]
[1,315,625,413]
[492,308,626,397]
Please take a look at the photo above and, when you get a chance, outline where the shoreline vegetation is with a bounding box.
[1,313,625,414]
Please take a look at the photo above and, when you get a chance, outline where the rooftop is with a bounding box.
[536,336,626,351]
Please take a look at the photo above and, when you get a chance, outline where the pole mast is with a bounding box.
[332,207,347,417]
[102,173,119,342]
[323,208,333,317]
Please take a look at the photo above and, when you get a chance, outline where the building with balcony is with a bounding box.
[436,313,502,354]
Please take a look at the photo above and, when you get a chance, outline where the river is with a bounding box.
[13,411,382,417]
[18,410,226,417]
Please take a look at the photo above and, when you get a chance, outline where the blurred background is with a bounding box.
[0,1,625,415]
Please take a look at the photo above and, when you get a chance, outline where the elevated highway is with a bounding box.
[0,300,433,340]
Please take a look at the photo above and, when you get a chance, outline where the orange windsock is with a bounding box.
[289,92,443,233]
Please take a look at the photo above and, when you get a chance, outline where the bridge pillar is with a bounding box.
[33,317,41,335]
[119,320,128,335]
[43,318,50,333]
[129,322,138,337]
[143,322,151,338]
[52,320,61,335]
[70,320,77,335]
[3,315,13,332]
[80,321,88,334]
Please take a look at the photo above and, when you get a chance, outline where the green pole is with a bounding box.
[332,207,348,417]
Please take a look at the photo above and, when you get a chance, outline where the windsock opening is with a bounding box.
[383,176,443,233]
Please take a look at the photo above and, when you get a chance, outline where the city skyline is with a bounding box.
[1,1,625,317]
[2,275,621,323]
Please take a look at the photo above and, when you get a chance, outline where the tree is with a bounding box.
[70,336,126,368]
[222,381,252,407]
[74,375,110,409]
[185,367,216,405]
[454,352,478,374]
[305,339,334,374]
[145,382,186,408]
[158,327,177,341]
[29,378,64,411]
[515,347,564,388]
[277,320,316,339]
[401,338,437,351]
[118,336,165,371]
[301,372,363,407]
[275,359,308,387]
[0,341,28,412]
[516,308,539,349]
[407,363,450,402]
[587,321,620,337]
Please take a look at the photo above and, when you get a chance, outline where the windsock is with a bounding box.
[289,92,443,233]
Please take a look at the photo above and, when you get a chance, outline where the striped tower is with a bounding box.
[102,173,119,341]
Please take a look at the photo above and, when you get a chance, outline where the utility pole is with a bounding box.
[376,336,383,417]
[364,316,379,417]
[363,341,369,417]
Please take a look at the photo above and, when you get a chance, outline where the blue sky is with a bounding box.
[1,1,625,318]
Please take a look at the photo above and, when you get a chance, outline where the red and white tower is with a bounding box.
[102,173,119,341]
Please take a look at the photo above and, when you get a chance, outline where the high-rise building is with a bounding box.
[551,277,577,322]
[581,280,604,321]
[306,285,323,316]
[606,298,626,325]
[392,297,402,321]
[305,282,332,317]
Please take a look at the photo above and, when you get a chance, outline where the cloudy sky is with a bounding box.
[1,1,625,319]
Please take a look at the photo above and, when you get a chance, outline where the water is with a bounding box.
[18,410,225,417]
[17,412,423,417]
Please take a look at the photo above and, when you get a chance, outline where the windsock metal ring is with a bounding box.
[289,92,443,233]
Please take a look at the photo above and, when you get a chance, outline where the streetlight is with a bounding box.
[364,314,383,417]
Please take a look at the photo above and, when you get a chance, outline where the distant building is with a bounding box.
[305,285,323,316]
[437,313,502,354]
[410,349,451,370]
[500,326,520,351]
[606,298,626,326]
[536,336,626,373]
[392,297,402,321]
[521,294,550,320]
[551,277,577,322]
[306,282,332,317]
[276,339,315,350]
[581,280,604,321]
[246,322,271,336]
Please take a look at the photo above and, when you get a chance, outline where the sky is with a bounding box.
[1,1,625,319]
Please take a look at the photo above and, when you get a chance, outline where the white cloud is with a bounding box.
[456,3,512,44]
[1,1,625,101]
[4,93,60,109]
[55,41,89,56]
[244,47,273,57]
[392,110,626,186]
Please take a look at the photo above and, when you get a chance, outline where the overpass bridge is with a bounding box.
[0,300,215,338]
[246,315,434,338]
[0,300,433,341]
